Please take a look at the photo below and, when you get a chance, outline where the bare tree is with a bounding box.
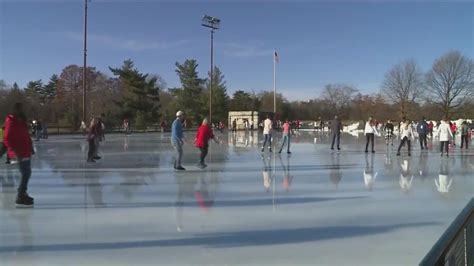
[425,51,474,117]
[322,84,358,116]
[381,59,423,118]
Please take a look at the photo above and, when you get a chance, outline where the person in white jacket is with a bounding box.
[261,115,273,153]
[364,116,377,153]
[397,118,415,156]
[438,118,453,157]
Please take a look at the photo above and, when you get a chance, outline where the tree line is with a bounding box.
[0,50,473,129]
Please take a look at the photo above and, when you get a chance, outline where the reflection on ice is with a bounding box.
[436,159,453,194]
[363,154,377,191]
[399,158,413,193]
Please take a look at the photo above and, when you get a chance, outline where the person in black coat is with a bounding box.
[330,115,342,150]
[417,117,429,150]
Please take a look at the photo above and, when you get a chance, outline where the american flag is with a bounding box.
[274,50,279,63]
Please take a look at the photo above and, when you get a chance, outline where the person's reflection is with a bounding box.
[363,153,377,191]
[249,131,255,148]
[174,171,196,232]
[195,171,216,212]
[174,170,218,232]
[1,166,16,209]
[279,154,293,192]
[87,172,105,207]
[398,157,413,194]
[329,153,342,189]
[80,139,87,153]
[384,150,394,173]
[417,151,429,182]
[231,132,237,147]
[262,155,272,193]
[435,159,453,194]
[1,168,33,251]
[460,152,469,177]
[123,136,129,151]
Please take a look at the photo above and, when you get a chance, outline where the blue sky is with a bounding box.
[1,1,473,100]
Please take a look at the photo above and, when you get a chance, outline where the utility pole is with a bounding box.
[82,0,88,123]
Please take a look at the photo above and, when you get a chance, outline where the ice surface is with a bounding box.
[0,131,472,265]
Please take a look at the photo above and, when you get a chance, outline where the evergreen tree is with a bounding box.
[204,66,229,123]
[44,75,58,99]
[229,90,253,110]
[25,80,44,105]
[175,59,205,124]
[25,78,57,107]
[109,59,161,127]
[25,80,43,93]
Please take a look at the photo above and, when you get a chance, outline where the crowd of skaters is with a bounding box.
[0,102,472,207]
[327,115,471,155]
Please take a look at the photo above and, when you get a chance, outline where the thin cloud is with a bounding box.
[221,42,273,58]
[62,31,189,52]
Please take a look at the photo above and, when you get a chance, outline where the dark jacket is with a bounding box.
[330,119,342,134]
[417,120,428,135]
[87,123,100,142]
[384,123,394,132]
[4,114,33,159]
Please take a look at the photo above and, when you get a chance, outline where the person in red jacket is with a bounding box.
[195,118,218,169]
[450,122,458,146]
[3,103,34,207]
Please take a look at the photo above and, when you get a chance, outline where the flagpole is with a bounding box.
[272,49,276,212]
[273,49,276,115]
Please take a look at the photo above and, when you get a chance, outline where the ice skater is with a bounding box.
[3,103,34,207]
[172,111,186,170]
[384,120,394,146]
[94,114,105,160]
[417,117,428,150]
[261,115,273,153]
[450,122,457,146]
[232,119,237,133]
[330,115,342,151]
[460,121,470,149]
[195,118,218,169]
[428,121,434,140]
[397,118,415,156]
[123,118,130,135]
[87,118,99,163]
[279,119,292,154]
[364,116,377,153]
[438,118,453,157]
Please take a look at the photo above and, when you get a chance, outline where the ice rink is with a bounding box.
[0,131,473,265]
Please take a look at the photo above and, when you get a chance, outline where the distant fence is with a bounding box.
[420,197,474,266]
[44,124,199,135]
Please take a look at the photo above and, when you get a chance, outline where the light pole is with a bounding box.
[82,0,88,124]
[201,15,220,124]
